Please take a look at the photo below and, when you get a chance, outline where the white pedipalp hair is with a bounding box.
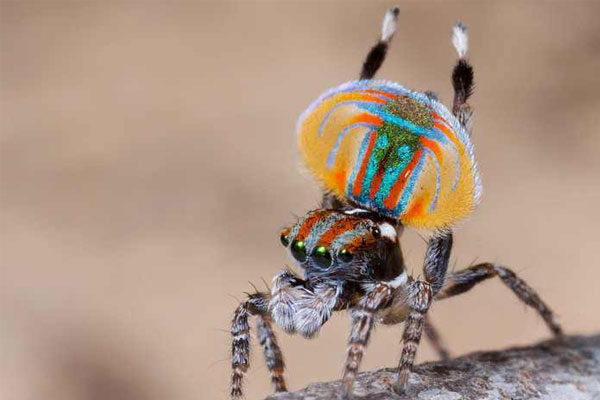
[388,271,408,289]
[381,6,400,43]
[452,22,468,58]
[378,222,397,241]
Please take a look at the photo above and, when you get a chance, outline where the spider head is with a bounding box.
[279,209,404,282]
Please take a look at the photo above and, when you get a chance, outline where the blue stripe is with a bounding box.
[326,122,375,167]
[304,213,343,253]
[346,131,374,197]
[317,100,379,137]
[373,144,412,210]
[330,224,369,253]
[452,152,460,191]
[423,148,440,211]
[395,152,426,215]
[359,134,388,201]
[357,103,449,144]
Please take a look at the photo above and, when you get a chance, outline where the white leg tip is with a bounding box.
[452,21,468,58]
[381,6,400,42]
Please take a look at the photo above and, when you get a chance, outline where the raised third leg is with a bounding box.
[436,263,563,336]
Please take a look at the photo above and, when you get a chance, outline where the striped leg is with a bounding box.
[230,293,287,400]
[424,316,451,361]
[395,233,452,394]
[395,282,432,393]
[257,316,287,392]
[342,282,393,398]
[436,263,563,336]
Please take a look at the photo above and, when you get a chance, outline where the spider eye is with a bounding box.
[291,240,307,262]
[312,245,332,268]
[280,233,290,247]
[371,226,381,238]
[338,248,353,263]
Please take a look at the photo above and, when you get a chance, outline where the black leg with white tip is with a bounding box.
[451,22,475,133]
[359,6,400,79]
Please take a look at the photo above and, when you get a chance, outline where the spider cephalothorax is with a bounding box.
[280,209,404,283]
[229,7,562,400]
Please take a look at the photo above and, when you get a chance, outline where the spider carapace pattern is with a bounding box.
[229,7,562,400]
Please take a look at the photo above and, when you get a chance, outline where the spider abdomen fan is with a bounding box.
[297,80,482,230]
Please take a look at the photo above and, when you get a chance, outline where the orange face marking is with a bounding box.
[347,232,376,251]
[296,210,330,241]
[317,218,361,247]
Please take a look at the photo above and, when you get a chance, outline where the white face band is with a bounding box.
[378,222,397,241]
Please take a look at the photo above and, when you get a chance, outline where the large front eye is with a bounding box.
[338,248,353,263]
[312,245,332,268]
[291,240,307,262]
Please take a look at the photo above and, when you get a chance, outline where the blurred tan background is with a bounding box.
[1,1,600,400]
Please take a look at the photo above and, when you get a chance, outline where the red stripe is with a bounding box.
[419,136,443,166]
[363,89,398,100]
[352,133,377,197]
[317,218,362,247]
[383,148,423,210]
[369,149,391,199]
[296,210,329,241]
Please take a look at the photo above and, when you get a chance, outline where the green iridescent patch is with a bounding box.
[373,122,420,170]
[385,96,433,128]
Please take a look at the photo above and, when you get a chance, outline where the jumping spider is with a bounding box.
[230,7,562,400]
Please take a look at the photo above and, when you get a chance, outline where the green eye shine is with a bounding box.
[291,240,307,262]
[280,233,290,247]
[312,245,332,268]
[338,248,353,263]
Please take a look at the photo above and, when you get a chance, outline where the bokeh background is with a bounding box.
[2,1,600,400]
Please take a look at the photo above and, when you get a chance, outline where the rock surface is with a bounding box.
[264,334,600,400]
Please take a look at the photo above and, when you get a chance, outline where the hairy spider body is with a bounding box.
[229,7,562,400]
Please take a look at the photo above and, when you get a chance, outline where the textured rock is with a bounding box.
[264,334,600,400]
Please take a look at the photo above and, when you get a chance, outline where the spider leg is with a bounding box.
[342,282,394,398]
[256,315,286,391]
[395,232,453,394]
[451,22,474,134]
[436,263,563,336]
[359,6,400,80]
[391,21,475,379]
[230,292,286,400]
[423,315,451,361]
